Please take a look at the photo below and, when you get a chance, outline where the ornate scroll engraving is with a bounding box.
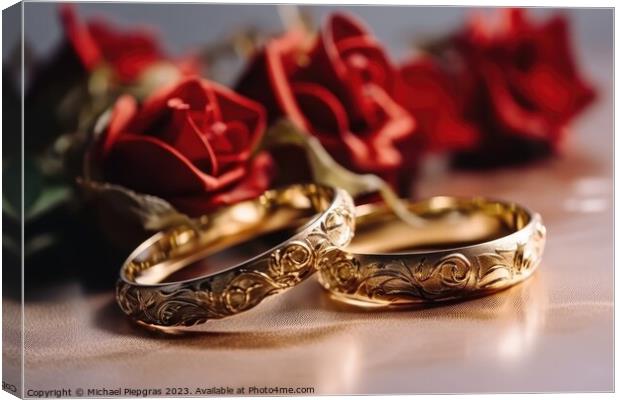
[116,194,355,327]
[318,215,546,304]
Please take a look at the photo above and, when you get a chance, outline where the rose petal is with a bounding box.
[130,77,209,132]
[293,82,414,172]
[293,16,352,100]
[101,94,138,156]
[329,13,367,42]
[208,81,266,153]
[59,4,101,71]
[509,16,596,124]
[168,152,274,216]
[205,121,252,167]
[104,134,241,196]
[290,81,378,169]
[484,63,554,140]
[235,29,307,127]
[155,101,219,175]
[398,58,478,152]
[337,36,393,86]
[86,19,162,82]
[297,13,396,127]
[292,82,350,135]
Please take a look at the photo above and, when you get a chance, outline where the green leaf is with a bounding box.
[25,184,73,222]
[2,233,20,256]
[24,233,62,259]
[78,178,193,232]
[24,157,43,212]
[263,119,428,228]
[2,158,21,218]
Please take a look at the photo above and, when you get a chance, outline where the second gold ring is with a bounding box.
[317,196,546,307]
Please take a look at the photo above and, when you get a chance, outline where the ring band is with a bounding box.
[317,196,546,306]
[116,184,355,328]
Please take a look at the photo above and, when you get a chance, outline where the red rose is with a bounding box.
[236,13,416,178]
[450,9,596,167]
[96,77,274,216]
[60,4,196,83]
[25,5,199,155]
[396,56,479,154]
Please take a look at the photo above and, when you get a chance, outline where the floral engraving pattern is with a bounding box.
[318,216,546,304]
[116,194,355,327]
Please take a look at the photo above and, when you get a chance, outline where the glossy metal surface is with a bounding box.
[318,197,546,306]
[116,184,355,328]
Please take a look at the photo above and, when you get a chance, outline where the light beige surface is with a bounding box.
[12,111,613,395]
[11,28,615,396]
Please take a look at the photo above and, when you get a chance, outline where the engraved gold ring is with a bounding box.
[317,196,546,307]
[116,184,355,328]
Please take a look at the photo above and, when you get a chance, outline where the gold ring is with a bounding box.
[116,184,355,328]
[317,196,546,307]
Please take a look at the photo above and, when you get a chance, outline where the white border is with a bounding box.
[0,1,615,400]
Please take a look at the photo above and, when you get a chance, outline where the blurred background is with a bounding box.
[11,4,612,86]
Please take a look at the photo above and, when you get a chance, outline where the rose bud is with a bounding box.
[94,77,274,216]
[395,56,479,158]
[59,3,197,86]
[25,4,199,154]
[236,13,416,192]
[449,8,596,168]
